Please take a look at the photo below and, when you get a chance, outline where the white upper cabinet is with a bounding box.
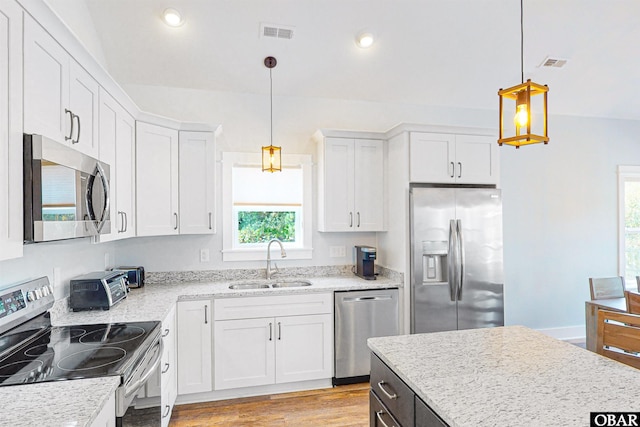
[136,123,216,237]
[136,122,180,237]
[178,131,216,234]
[97,88,136,242]
[409,132,498,185]
[316,133,385,232]
[23,14,98,157]
[0,0,23,261]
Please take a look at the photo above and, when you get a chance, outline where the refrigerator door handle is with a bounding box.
[448,219,457,302]
[457,219,465,300]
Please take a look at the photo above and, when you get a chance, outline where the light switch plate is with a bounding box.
[329,246,346,258]
[200,248,210,263]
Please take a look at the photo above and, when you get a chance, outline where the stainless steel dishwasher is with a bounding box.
[333,288,399,385]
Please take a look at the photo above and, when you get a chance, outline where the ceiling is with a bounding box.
[81,0,640,121]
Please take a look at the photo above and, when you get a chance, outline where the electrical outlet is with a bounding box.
[104,253,110,269]
[329,246,346,258]
[200,248,210,263]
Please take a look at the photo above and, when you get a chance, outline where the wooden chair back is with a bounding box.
[589,276,625,300]
[625,290,640,314]
[596,309,640,369]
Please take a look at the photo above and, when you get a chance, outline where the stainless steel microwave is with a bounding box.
[23,134,111,242]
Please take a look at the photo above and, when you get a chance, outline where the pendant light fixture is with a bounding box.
[262,56,282,172]
[498,0,549,149]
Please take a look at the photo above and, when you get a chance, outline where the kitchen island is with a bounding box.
[368,325,640,427]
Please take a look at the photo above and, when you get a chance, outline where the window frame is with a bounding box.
[617,165,640,285]
[222,151,313,262]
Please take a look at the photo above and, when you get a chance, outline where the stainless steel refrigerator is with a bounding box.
[410,184,504,333]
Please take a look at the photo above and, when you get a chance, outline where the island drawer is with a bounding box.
[416,396,449,427]
[370,353,414,427]
[370,390,402,427]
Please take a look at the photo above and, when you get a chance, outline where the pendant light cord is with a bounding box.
[520,0,524,84]
[270,67,273,146]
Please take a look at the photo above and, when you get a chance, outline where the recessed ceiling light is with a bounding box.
[162,8,183,27]
[355,32,374,49]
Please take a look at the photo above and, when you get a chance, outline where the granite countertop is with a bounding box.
[55,274,400,325]
[2,274,398,426]
[368,325,640,427]
[1,376,120,427]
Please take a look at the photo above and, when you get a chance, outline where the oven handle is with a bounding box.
[124,338,163,398]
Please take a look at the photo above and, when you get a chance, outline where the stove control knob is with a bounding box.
[35,289,42,299]
[26,291,35,302]
[42,286,49,296]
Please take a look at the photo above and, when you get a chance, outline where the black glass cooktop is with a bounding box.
[0,321,160,386]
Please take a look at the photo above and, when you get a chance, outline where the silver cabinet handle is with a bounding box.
[208,212,212,230]
[357,212,360,227]
[377,381,398,400]
[375,410,395,427]
[65,109,74,141]
[450,161,455,178]
[117,211,123,233]
[349,212,353,227]
[73,113,81,144]
[204,305,208,324]
[163,405,171,418]
[161,362,170,374]
[123,211,128,233]
[174,213,178,230]
[269,322,273,341]
[162,328,170,338]
[457,162,462,178]
[277,322,281,340]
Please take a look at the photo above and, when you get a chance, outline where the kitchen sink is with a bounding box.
[271,281,312,288]
[228,280,313,290]
[228,283,271,290]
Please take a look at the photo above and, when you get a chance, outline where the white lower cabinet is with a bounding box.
[91,392,115,427]
[177,299,213,395]
[213,294,333,391]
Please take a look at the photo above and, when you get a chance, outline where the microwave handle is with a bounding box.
[86,163,110,232]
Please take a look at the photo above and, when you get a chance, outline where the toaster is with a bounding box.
[69,271,127,311]
[113,266,145,288]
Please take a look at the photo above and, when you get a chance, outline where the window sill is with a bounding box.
[222,247,313,262]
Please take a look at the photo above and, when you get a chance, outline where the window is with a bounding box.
[618,166,640,284]
[222,152,312,261]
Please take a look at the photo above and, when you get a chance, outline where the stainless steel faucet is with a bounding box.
[266,238,287,280]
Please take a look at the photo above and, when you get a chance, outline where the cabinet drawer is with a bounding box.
[214,293,333,320]
[370,390,402,427]
[370,354,414,427]
[415,396,449,427]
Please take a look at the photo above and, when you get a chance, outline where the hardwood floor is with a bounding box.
[169,383,370,427]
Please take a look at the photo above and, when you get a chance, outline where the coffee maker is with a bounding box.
[354,245,377,280]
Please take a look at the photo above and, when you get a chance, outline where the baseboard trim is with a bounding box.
[535,325,585,341]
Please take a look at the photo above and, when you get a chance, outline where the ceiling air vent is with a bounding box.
[540,56,568,68]
[260,23,295,40]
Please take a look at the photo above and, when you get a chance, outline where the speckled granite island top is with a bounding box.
[368,325,640,427]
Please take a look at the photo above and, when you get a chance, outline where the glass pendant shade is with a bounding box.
[262,145,281,172]
[498,79,549,148]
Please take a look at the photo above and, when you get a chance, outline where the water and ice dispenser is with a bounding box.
[422,241,448,283]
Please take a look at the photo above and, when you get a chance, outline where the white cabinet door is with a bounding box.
[409,133,456,183]
[319,137,354,231]
[90,392,115,427]
[454,135,499,185]
[115,108,136,238]
[68,59,99,157]
[176,300,212,395]
[213,317,275,390]
[275,314,333,384]
[97,89,136,242]
[23,13,69,143]
[0,0,23,261]
[178,131,215,234]
[353,139,384,231]
[136,122,179,236]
